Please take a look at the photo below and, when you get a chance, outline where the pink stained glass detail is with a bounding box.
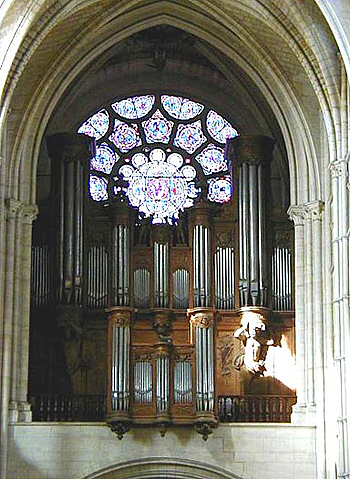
[173,121,206,153]
[91,143,118,174]
[109,120,141,152]
[78,110,109,140]
[195,144,227,175]
[89,176,108,201]
[111,95,155,119]
[142,110,174,144]
[207,176,232,203]
[206,110,238,144]
[161,95,204,119]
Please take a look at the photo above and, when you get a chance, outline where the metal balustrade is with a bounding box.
[30,395,106,422]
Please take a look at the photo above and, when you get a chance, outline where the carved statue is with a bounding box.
[233,311,281,376]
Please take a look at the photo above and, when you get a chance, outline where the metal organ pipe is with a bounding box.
[226,136,275,307]
[193,224,211,307]
[154,242,169,307]
[113,224,130,306]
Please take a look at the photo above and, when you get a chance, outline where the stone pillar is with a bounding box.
[47,133,94,305]
[329,158,350,476]
[17,205,38,421]
[105,307,132,439]
[226,135,275,307]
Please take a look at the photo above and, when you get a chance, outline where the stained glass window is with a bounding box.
[206,110,238,143]
[142,110,173,143]
[161,95,204,119]
[78,94,238,221]
[109,120,141,152]
[78,110,109,140]
[195,144,226,175]
[111,95,155,119]
[91,144,118,174]
[207,176,232,203]
[173,121,206,153]
[89,176,108,201]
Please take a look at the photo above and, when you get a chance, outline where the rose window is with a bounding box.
[78,94,239,224]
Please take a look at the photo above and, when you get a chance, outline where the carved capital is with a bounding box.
[287,205,308,226]
[47,132,94,164]
[22,204,39,225]
[305,200,324,221]
[329,159,348,178]
[226,135,275,166]
[5,199,22,220]
[188,308,215,328]
[106,307,132,327]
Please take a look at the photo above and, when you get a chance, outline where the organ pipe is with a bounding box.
[112,224,130,306]
[214,246,234,309]
[106,308,132,427]
[31,245,51,306]
[174,361,192,403]
[226,135,274,307]
[47,133,93,305]
[134,268,150,308]
[87,245,108,308]
[193,224,211,307]
[154,241,169,307]
[272,246,292,310]
[173,269,189,309]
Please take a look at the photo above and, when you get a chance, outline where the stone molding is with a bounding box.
[329,158,348,178]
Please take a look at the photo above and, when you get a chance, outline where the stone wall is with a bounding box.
[8,423,316,479]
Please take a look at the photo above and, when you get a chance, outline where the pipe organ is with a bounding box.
[30,133,295,438]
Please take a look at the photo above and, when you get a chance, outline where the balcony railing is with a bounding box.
[29,394,296,423]
[218,395,296,423]
[30,395,106,422]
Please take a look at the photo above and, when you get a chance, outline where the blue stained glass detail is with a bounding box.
[206,110,238,144]
[181,165,196,180]
[142,110,173,143]
[91,143,118,174]
[195,144,226,175]
[111,95,155,119]
[174,121,206,153]
[109,120,141,152]
[78,110,109,140]
[207,176,232,203]
[89,176,108,201]
[161,95,204,119]
[187,182,201,199]
[119,165,134,179]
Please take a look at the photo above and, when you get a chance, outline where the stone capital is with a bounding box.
[329,159,348,178]
[5,198,22,220]
[287,204,308,226]
[22,204,39,225]
[47,132,94,164]
[305,200,324,221]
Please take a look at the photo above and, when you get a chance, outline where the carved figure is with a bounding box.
[234,311,281,376]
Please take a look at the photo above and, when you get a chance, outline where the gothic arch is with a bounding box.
[83,458,241,479]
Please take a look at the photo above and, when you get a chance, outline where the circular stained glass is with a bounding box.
[181,165,196,180]
[78,94,239,210]
[167,153,183,168]
[91,144,117,174]
[119,165,134,179]
[132,153,147,168]
[89,176,108,201]
[174,121,206,153]
[208,177,232,203]
[195,144,226,175]
[109,120,141,152]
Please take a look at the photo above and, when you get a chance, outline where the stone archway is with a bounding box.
[83,458,241,479]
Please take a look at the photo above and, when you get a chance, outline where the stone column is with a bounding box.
[17,205,38,421]
[226,135,275,307]
[288,205,308,416]
[1,199,22,479]
[47,133,94,305]
[329,158,350,476]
